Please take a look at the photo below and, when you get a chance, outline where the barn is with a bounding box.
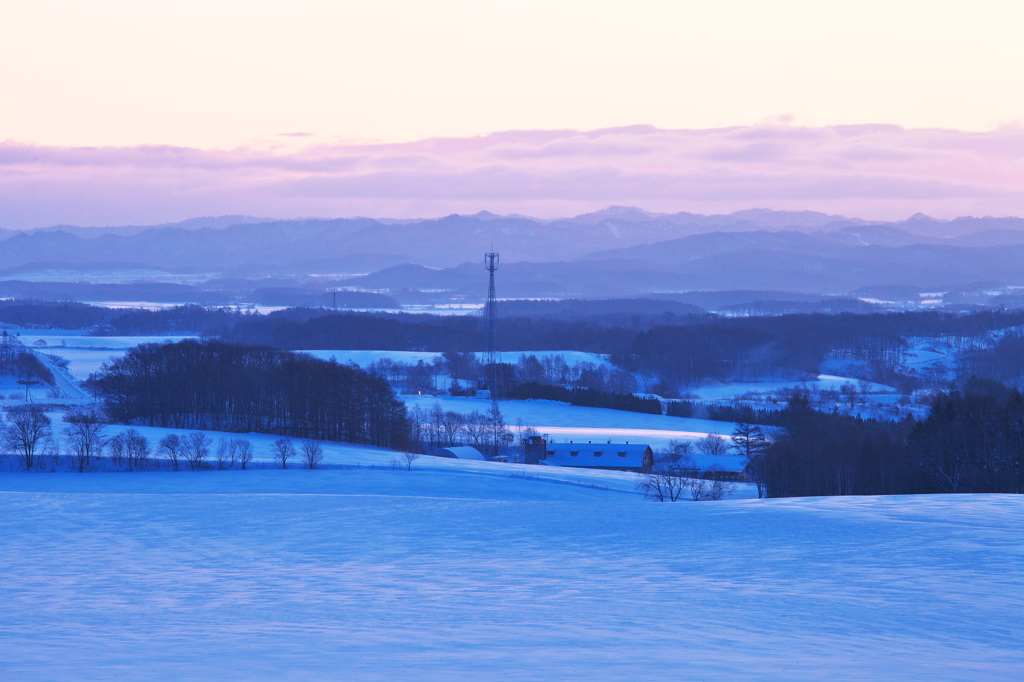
[523,436,654,473]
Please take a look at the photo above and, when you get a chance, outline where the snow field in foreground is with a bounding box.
[0,475,1021,681]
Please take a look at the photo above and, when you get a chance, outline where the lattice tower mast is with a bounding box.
[484,252,499,390]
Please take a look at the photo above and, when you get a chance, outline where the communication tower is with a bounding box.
[484,252,500,396]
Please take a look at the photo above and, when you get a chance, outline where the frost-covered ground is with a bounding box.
[0,468,1020,681]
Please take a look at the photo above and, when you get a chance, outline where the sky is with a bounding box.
[2,0,1023,227]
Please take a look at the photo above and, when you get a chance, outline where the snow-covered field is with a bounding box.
[682,374,897,401]
[25,341,613,383]
[14,333,195,349]
[299,349,616,369]
[0,467,1020,680]
[2,333,1022,678]
[403,394,743,450]
[11,334,194,382]
[899,336,961,383]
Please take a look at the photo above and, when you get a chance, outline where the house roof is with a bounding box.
[542,442,651,469]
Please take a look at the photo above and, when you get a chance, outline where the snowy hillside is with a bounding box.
[0,468,1020,680]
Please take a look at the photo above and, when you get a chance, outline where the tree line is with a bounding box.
[961,333,1024,388]
[85,340,411,449]
[11,300,1024,392]
[505,382,661,414]
[757,379,1024,497]
[407,401,515,459]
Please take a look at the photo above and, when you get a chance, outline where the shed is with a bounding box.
[430,446,486,461]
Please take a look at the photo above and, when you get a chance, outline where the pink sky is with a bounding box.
[2,124,1023,228]
[4,3,1023,227]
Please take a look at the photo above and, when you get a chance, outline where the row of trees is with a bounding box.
[12,301,1024,395]
[9,300,1024,344]
[505,382,661,415]
[86,340,411,449]
[1,406,328,471]
[365,352,641,398]
[407,401,515,459]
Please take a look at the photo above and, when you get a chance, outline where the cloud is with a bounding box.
[1,124,1023,228]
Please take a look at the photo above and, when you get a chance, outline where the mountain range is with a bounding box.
[4,208,1024,301]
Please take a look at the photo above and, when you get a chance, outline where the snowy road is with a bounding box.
[31,349,90,401]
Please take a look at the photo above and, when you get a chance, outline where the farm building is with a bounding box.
[430,446,487,460]
[684,453,753,482]
[522,436,654,473]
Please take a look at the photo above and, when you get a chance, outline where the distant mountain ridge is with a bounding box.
[4,208,1024,298]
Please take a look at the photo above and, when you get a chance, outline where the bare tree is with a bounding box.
[707,478,736,500]
[435,403,466,447]
[234,438,254,470]
[158,434,182,471]
[929,447,971,493]
[636,458,691,502]
[401,451,420,471]
[688,467,737,501]
[41,433,62,471]
[686,474,709,501]
[696,434,729,456]
[271,437,295,469]
[112,428,148,471]
[228,439,241,468]
[217,440,231,466]
[123,429,150,471]
[660,439,695,464]
[2,406,54,470]
[183,431,211,470]
[460,411,490,450]
[407,404,426,451]
[107,432,127,468]
[63,409,106,472]
[301,439,325,469]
